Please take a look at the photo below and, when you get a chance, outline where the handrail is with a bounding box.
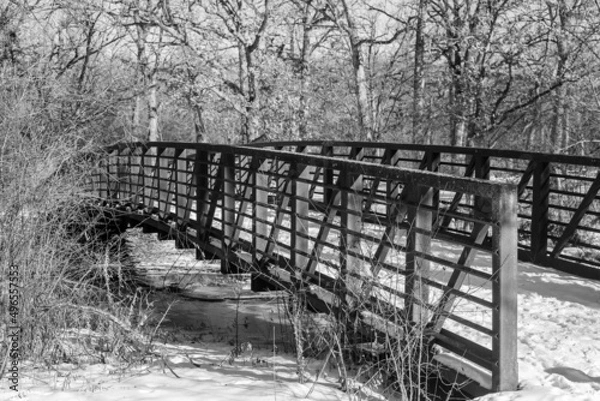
[248,141,600,280]
[250,140,600,167]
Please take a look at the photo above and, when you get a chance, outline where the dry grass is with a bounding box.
[0,72,153,372]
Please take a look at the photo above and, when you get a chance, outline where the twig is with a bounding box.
[185,353,203,368]
[305,347,334,398]
[161,356,180,378]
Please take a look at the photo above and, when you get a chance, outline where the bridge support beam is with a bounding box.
[221,152,238,274]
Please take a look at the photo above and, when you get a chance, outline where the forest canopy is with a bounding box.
[2,0,600,155]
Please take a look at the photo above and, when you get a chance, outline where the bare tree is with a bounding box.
[412,0,428,144]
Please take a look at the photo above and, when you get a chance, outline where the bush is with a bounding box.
[0,70,151,369]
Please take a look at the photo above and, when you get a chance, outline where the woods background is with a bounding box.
[2,0,600,153]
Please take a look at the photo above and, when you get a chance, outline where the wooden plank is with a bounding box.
[491,186,518,391]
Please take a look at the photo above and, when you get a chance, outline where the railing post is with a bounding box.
[106,149,119,201]
[140,147,149,207]
[531,161,550,263]
[405,182,433,323]
[291,163,310,272]
[174,149,187,221]
[339,168,363,307]
[474,154,492,228]
[491,186,518,391]
[194,150,210,258]
[253,159,269,260]
[130,147,143,206]
[321,145,334,205]
[97,153,109,200]
[386,149,401,220]
[156,148,171,214]
[118,147,132,202]
[150,147,162,211]
[147,146,162,211]
[251,158,273,291]
[221,151,236,274]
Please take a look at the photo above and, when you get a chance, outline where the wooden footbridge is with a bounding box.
[89,141,600,397]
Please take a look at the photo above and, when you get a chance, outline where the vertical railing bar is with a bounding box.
[339,166,363,308]
[129,147,142,206]
[221,151,236,274]
[193,150,211,259]
[405,174,434,322]
[292,163,310,273]
[531,161,550,263]
[231,156,260,245]
[322,145,334,205]
[251,158,270,287]
[491,186,518,391]
[174,149,188,224]
[203,154,223,240]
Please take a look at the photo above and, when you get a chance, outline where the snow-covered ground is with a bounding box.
[3,232,599,401]
[477,262,600,401]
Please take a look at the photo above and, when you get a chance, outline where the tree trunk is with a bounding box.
[193,103,206,143]
[352,46,373,141]
[133,7,147,140]
[550,0,569,153]
[245,46,260,143]
[297,9,311,139]
[340,0,373,141]
[147,75,158,141]
[238,43,249,143]
[412,0,428,145]
[132,95,142,141]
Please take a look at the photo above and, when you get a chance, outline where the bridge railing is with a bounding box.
[250,141,600,281]
[89,141,518,393]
